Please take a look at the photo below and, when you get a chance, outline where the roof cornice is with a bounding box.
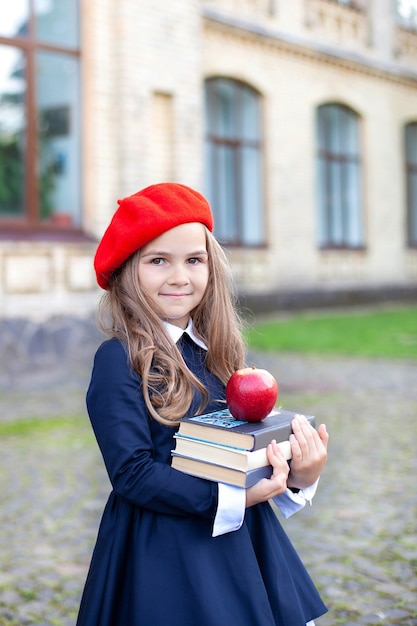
[203,6,417,87]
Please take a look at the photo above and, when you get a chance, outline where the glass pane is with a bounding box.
[204,141,225,233]
[317,157,328,245]
[0,2,29,37]
[241,87,260,141]
[204,140,213,202]
[241,147,263,245]
[216,80,236,139]
[205,141,236,242]
[34,0,79,47]
[340,107,359,156]
[330,161,343,244]
[409,173,417,243]
[205,82,215,135]
[36,51,81,225]
[406,123,417,163]
[318,105,341,154]
[344,162,363,246]
[217,145,237,241]
[316,107,325,151]
[0,45,26,217]
[329,106,341,155]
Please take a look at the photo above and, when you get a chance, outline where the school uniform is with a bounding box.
[76,326,327,626]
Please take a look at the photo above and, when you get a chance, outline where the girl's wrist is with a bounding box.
[286,474,300,491]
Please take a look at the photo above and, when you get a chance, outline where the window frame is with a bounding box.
[0,5,81,236]
[204,77,265,248]
[405,121,417,248]
[316,102,365,250]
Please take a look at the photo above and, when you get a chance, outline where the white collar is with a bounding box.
[163,319,208,351]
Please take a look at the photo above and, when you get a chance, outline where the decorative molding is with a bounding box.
[203,6,417,87]
[394,26,417,61]
[304,0,369,48]
[204,0,278,22]
[317,249,367,281]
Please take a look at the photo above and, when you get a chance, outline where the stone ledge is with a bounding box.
[0,315,104,378]
[238,284,417,315]
[1,285,415,375]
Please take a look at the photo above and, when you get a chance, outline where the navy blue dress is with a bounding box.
[76,335,327,626]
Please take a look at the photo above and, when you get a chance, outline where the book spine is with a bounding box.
[250,415,316,450]
[175,432,248,451]
[172,456,273,488]
[251,424,293,450]
[244,465,273,487]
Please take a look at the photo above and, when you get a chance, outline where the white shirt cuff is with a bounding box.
[212,478,320,535]
[273,478,319,519]
[212,483,246,537]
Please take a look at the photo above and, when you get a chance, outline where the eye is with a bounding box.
[150,257,165,265]
[188,256,207,265]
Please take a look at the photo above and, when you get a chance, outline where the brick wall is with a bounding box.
[1,0,416,320]
[202,4,417,294]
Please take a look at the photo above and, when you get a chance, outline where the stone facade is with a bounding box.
[0,240,99,319]
[1,0,416,319]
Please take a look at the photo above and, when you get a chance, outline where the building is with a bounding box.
[0,0,416,321]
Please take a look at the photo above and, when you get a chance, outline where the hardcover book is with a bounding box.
[172,434,291,471]
[171,455,274,488]
[177,408,315,451]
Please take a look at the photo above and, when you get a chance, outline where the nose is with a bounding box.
[167,263,189,285]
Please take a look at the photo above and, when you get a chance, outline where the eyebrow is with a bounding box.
[140,249,208,258]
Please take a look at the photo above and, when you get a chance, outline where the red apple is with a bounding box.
[226,366,279,422]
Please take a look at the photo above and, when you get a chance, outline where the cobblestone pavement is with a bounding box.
[0,329,416,625]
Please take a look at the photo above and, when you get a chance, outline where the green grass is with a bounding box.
[245,306,417,359]
[0,415,87,438]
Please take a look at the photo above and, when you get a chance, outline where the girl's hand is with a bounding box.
[245,440,290,507]
[287,415,329,490]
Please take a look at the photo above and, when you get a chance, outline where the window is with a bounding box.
[0,1,81,231]
[204,78,264,246]
[397,0,417,30]
[316,103,364,248]
[405,122,417,246]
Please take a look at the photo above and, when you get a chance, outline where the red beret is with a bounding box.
[94,183,214,289]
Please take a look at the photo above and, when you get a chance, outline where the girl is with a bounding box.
[77,183,329,626]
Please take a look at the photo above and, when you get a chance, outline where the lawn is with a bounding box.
[245,305,417,360]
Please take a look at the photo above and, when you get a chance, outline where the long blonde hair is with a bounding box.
[98,228,246,425]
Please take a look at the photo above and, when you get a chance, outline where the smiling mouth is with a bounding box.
[160,293,191,298]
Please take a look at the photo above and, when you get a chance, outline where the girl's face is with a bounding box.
[138,222,209,329]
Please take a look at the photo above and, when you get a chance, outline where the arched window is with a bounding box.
[316,103,364,248]
[405,122,417,247]
[0,1,81,231]
[204,77,264,246]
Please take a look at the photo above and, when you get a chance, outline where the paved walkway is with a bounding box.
[0,325,416,625]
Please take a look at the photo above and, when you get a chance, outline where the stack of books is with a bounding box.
[171,408,315,487]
